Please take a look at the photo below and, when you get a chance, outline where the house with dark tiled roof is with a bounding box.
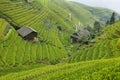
[17,26,38,41]
[70,28,90,43]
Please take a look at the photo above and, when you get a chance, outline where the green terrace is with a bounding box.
[0,0,120,80]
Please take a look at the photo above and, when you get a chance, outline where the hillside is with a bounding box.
[69,21,120,62]
[0,0,120,80]
[0,58,120,80]
[0,0,115,45]
[0,0,115,66]
[0,22,120,80]
[62,1,114,25]
[0,18,67,66]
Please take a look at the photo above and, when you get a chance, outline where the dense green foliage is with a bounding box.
[110,12,116,24]
[0,0,120,80]
[104,21,120,39]
[0,58,120,80]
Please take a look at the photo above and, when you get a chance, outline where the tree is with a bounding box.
[94,21,102,32]
[110,12,115,24]
[106,20,110,26]
[86,26,93,32]
[85,26,95,40]
[94,21,103,36]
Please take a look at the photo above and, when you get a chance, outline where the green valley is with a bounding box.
[0,0,120,80]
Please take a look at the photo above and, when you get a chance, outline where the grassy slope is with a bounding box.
[0,18,67,66]
[0,18,9,39]
[69,21,120,63]
[0,0,114,45]
[0,0,114,66]
[0,20,120,80]
[0,0,120,80]
[0,57,120,80]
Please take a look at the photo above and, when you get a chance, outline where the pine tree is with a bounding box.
[94,21,102,32]
[110,12,115,24]
[94,21,102,36]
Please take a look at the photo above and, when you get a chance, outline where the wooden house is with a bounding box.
[70,28,90,43]
[17,26,38,41]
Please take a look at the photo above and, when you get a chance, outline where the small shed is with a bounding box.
[17,26,38,41]
[70,28,90,44]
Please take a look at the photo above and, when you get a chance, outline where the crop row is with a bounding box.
[0,57,120,80]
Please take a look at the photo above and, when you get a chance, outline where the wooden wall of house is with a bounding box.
[24,32,37,40]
